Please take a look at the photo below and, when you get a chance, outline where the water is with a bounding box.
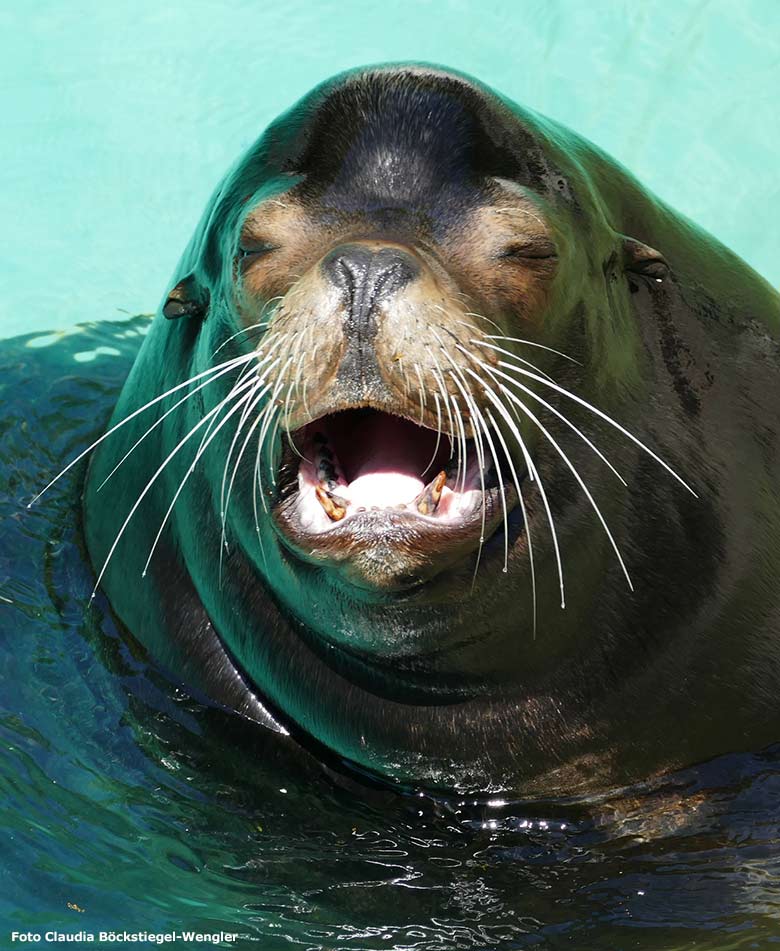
[2,2,780,948]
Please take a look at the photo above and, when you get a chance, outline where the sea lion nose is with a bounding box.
[322,244,419,331]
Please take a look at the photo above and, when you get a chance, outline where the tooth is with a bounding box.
[315,486,347,521]
[416,470,447,515]
[432,470,446,501]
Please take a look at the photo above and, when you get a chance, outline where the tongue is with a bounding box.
[347,471,425,508]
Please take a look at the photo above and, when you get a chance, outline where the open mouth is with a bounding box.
[273,408,521,540]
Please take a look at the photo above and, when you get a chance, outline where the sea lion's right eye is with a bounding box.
[238,241,279,262]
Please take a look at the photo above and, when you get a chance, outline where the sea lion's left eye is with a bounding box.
[499,238,558,261]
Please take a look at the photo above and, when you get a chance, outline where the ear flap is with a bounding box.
[163,274,210,320]
[622,237,670,283]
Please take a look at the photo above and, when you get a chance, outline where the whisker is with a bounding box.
[91,371,258,598]
[478,366,635,591]
[29,350,255,506]
[420,389,444,479]
[413,362,427,426]
[428,359,456,461]
[456,346,626,486]
[254,402,280,515]
[219,367,278,525]
[219,384,277,580]
[429,334,489,582]
[453,393,471,495]
[286,347,309,462]
[463,366,565,609]
[99,343,282,492]
[462,310,505,336]
[217,346,286,518]
[142,378,263,577]
[212,318,271,357]
[486,408,537,635]
[479,336,581,365]
[447,368,489,588]
[477,410,509,573]
[253,362,292,512]
[478,352,697,496]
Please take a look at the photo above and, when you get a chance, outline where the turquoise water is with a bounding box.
[3,2,780,949]
[1,0,779,340]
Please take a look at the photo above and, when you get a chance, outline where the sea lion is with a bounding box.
[61,64,780,796]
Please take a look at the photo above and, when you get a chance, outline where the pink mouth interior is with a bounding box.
[304,409,452,507]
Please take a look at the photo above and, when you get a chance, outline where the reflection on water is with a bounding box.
[2,317,780,948]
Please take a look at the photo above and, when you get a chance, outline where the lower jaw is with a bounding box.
[272,492,514,593]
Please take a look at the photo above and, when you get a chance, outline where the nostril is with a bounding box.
[331,256,360,295]
[322,244,372,293]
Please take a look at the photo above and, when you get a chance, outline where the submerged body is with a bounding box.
[80,65,780,796]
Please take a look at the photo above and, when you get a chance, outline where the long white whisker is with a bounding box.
[219,384,275,581]
[464,366,564,609]
[219,371,276,526]
[477,411,509,573]
[218,346,287,516]
[142,379,262,577]
[450,373,490,587]
[100,343,282,493]
[253,362,292,512]
[430,337,490,585]
[477,349,697,497]
[421,389,444,479]
[413,362,427,426]
[450,393,468,494]
[91,371,258,598]
[486,408,537,635]
[462,310,505,336]
[95,358,253,491]
[456,346,626,486]
[482,369,634,591]
[428,361,456,461]
[212,319,270,356]
[28,350,255,506]
[480,336,581,365]
[254,403,280,515]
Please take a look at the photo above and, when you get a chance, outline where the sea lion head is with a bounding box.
[87,64,726,793]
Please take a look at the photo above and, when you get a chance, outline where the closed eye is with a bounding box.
[499,238,558,261]
[238,241,280,261]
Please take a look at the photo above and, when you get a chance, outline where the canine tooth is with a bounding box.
[315,486,346,521]
[416,470,447,515]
